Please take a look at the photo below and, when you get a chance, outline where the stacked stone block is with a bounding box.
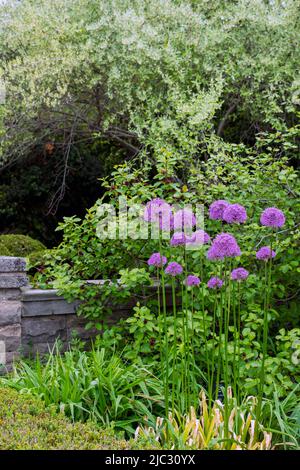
[0,257,28,371]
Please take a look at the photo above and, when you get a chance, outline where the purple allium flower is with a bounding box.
[207,276,223,289]
[165,262,183,276]
[170,231,187,246]
[143,198,173,231]
[185,275,201,286]
[143,198,166,222]
[207,232,241,260]
[223,204,247,224]
[186,230,211,247]
[260,207,285,228]
[147,252,167,267]
[207,246,221,261]
[231,267,249,281]
[159,213,174,231]
[209,200,230,220]
[173,209,196,230]
[256,246,276,261]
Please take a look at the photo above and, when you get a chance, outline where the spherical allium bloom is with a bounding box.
[186,229,211,247]
[159,213,174,231]
[185,275,201,286]
[256,246,276,261]
[143,198,173,231]
[209,200,230,221]
[260,207,285,228]
[173,209,196,230]
[207,232,241,260]
[143,198,165,222]
[223,204,247,224]
[207,246,221,261]
[207,276,223,289]
[147,252,167,268]
[170,231,187,246]
[165,262,183,276]
[231,267,249,281]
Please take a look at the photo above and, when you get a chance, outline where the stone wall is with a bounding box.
[0,256,171,372]
[0,257,27,370]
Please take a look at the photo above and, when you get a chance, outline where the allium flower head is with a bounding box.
[207,232,241,260]
[256,246,276,261]
[186,230,211,247]
[231,267,249,281]
[207,246,221,261]
[173,209,196,230]
[223,204,247,224]
[165,262,183,276]
[143,198,173,231]
[260,207,285,228]
[147,252,167,267]
[185,275,201,286]
[209,200,230,220]
[207,276,223,289]
[143,198,165,222]
[170,231,187,246]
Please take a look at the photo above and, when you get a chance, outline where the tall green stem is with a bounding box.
[200,256,210,405]
[215,263,223,401]
[232,281,237,400]
[184,248,190,412]
[181,282,187,412]
[210,293,217,405]
[159,235,169,419]
[257,241,273,435]
[157,267,163,366]
[190,288,197,408]
[223,259,230,443]
[171,277,178,415]
[237,281,241,404]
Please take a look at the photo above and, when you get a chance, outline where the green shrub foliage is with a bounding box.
[0,386,133,450]
[0,234,46,257]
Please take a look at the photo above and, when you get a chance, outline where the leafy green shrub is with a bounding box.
[0,241,11,256]
[0,234,46,257]
[0,386,132,450]
[1,0,299,166]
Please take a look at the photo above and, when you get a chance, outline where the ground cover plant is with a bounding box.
[0,386,136,450]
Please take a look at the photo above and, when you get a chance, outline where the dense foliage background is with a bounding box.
[0,0,299,243]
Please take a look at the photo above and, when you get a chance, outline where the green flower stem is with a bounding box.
[215,265,223,401]
[232,281,237,400]
[156,267,163,366]
[210,293,217,407]
[171,276,178,415]
[190,287,197,408]
[223,259,230,442]
[257,240,273,436]
[159,235,169,419]
[181,281,187,412]
[200,255,210,404]
[237,281,241,404]
[184,247,190,411]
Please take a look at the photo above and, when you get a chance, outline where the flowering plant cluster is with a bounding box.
[145,197,286,427]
